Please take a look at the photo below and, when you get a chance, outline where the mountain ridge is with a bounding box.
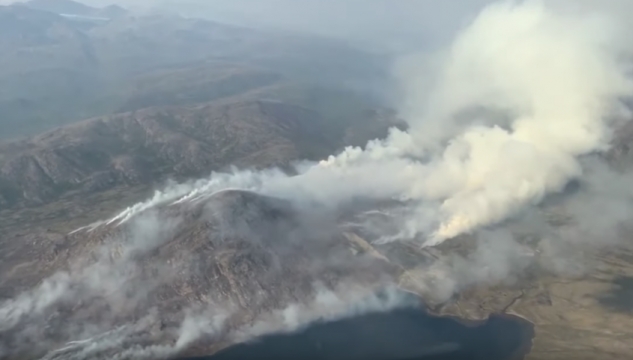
[24,0,127,19]
[0,3,387,139]
[0,98,401,209]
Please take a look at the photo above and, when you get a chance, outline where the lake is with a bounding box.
[181,302,534,360]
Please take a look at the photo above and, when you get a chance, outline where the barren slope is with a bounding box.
[0,98,400,209]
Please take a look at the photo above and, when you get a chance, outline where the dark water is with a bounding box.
[598,275,633,313]
[183,306,534,360]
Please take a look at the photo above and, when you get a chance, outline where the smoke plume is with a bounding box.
[97,0,632,244]
[326,0,632,243]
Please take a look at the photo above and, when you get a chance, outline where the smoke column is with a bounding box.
[320,0,633,244]
[100,0,633,246]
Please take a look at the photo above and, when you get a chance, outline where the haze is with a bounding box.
[56,0,633,51]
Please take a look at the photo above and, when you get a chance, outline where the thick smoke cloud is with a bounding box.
[2,0,633,358]
[99,0,633,244]
[326,0,632,243]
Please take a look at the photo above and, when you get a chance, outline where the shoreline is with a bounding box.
[420,300,536,360]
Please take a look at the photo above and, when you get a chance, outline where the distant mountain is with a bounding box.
[26,0,95,15]
[24,0,126,19]
[0,4,387,139]
[97,4,127,18]
[0,4,85,45]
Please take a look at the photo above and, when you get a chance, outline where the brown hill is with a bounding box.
[0,99,400,208]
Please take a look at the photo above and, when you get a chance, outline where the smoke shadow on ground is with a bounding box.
[598,275,633,313]
[180,303,534,360]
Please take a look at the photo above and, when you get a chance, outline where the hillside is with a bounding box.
[0,189,399,360]
[0,98,400,209]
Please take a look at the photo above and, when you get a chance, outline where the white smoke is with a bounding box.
[325,0,632,243]
[0,211,183,358]
[36,308,232,360]
[93,0,632,247]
